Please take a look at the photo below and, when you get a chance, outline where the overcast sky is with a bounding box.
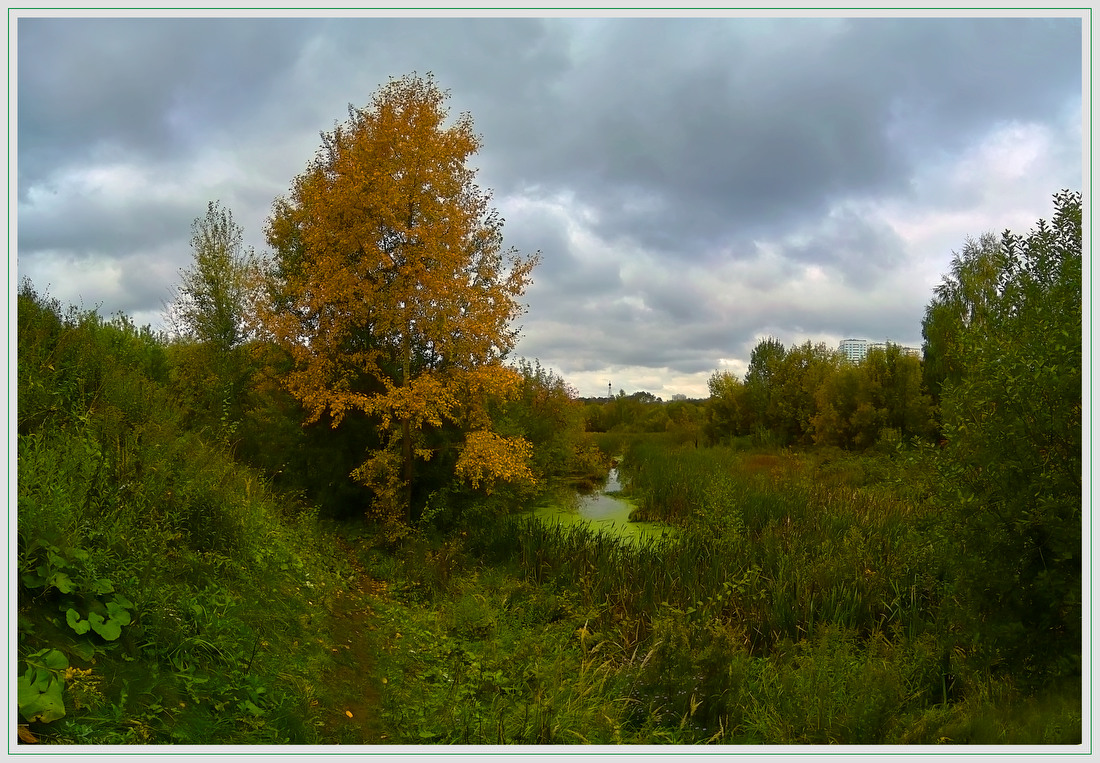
[13,12,1085,398]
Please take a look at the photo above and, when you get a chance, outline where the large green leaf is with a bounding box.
[90,577,115,595]
[89,611,122,641]
[17,675,65,724]
[48,571,75,594]
[21,571,46,588]
[105,601,132,626]
[26,667,51,692]
[42,649,68,671]
[66,608,91,635]
[46,550,69,570]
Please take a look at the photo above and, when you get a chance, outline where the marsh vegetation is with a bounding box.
[16,74,1081,746]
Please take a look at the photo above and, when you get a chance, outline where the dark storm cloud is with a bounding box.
[17,18,318,196]
[14,13,1084,398]
[474,17,1081,258]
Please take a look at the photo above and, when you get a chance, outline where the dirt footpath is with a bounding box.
[317,538,391,744]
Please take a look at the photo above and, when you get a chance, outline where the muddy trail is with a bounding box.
[315,537,391,744]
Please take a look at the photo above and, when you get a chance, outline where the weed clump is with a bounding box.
[16,285,352,744]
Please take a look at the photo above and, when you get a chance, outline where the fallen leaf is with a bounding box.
[17,725,38,744]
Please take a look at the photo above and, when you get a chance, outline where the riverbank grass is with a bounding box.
[16,288,366,744]
[334,511,1081,745]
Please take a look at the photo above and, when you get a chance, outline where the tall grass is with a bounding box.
[534,439,947,648]
[17,286,354,744]
[309,423,1080,745]
[359,475,1079,745]
[452,436,983,743]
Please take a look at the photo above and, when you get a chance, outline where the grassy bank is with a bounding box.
[16,287,374,744]
[16,284,1079,745]
[328,433,1078,744]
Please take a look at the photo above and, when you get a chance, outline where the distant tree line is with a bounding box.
[704,338,934,451]
[581,390,704,441]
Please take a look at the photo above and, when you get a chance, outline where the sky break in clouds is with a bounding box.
[13,12,1086,399]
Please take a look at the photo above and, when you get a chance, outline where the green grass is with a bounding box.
[16,286,1080,746]
[16,287,366,744]
[330,507,1081,745]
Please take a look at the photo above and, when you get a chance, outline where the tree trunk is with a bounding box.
[402,416,413,523]
[401,322,413,523]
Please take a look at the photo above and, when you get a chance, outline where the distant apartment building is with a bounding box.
[839,338,868,362]
[839,338,921,362]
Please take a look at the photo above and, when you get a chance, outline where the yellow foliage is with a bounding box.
[454,431,537,493]
[258,74,540,520]
[351,445,411,536]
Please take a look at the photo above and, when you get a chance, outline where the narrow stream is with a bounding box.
[529,467,675,545]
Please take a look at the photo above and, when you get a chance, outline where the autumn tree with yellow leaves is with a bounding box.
[260,73,539,527]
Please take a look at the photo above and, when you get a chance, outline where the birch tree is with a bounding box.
[261,73,539,527]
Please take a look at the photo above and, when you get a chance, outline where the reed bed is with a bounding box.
[378,436,1079,744]
[465,438,956,739]
[422,439,1082,743]
[509,441,942,647]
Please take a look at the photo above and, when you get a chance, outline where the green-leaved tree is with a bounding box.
[166,201,262,444]
[933,190,1081,683]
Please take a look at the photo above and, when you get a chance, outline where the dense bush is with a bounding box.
[17,284,351,743]
[929,190,1082,683]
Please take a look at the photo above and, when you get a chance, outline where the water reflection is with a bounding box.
[530,468,675,545]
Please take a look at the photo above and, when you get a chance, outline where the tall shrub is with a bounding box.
[932,190,1081,682]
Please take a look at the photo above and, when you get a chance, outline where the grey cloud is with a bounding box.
[522,273,746,378]
[15,15,1082,397]
[116,252,180,314]
[779,211,908,289]
[18,18,318,196]
[640,281,711,324]
[20,189,191,256]
[475,17,1081,261]
[859,18,1083,152]
[481,19,907,253]
[528,256,621,302]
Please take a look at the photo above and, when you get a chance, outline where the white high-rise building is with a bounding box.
[838,338,922,362]
[839,338,868,362]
